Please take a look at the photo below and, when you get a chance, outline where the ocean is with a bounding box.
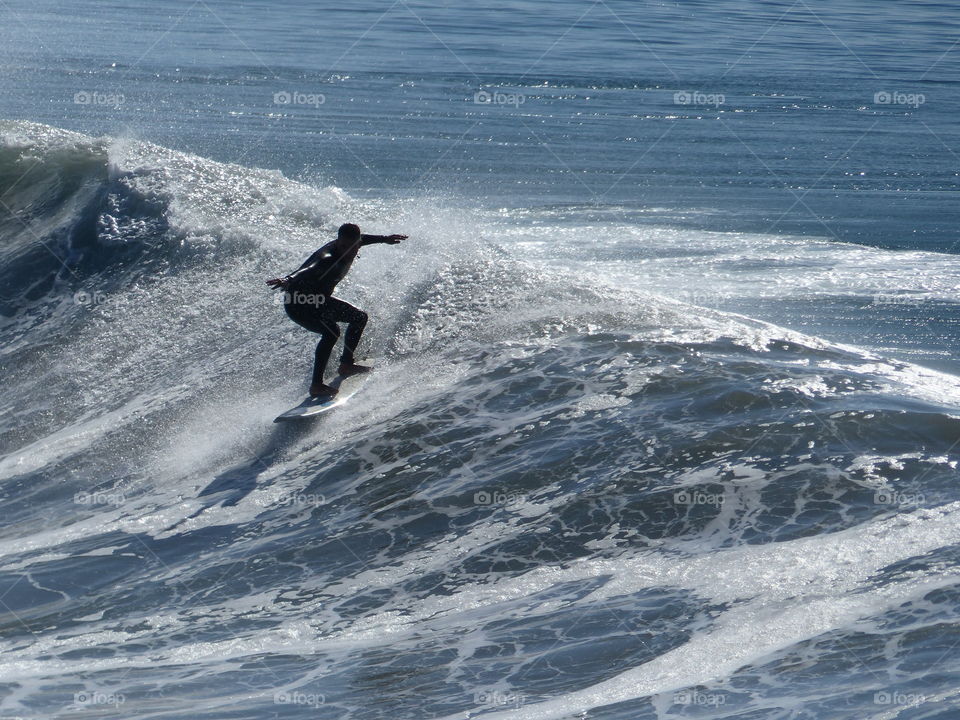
[2,0,960,717]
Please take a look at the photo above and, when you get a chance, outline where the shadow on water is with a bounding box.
[197,411,329,507]
[191,371,366,515]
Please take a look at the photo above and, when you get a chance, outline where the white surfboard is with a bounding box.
[274,372,369,422]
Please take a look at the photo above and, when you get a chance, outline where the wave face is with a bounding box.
[3,121,960,719]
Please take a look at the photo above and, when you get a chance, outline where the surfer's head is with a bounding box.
[337,223,362,248]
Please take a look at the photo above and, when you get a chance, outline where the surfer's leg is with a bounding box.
[312,321,340,387]
[285,301,340,395]
[341,312,367,365]
[322,297,368,366]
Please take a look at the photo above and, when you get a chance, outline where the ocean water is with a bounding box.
[2,1,960,718]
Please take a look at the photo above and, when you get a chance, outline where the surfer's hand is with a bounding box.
[385,234,407,244]
[266,277,289,289]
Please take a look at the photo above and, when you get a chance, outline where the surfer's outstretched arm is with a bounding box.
[360,233,407,246]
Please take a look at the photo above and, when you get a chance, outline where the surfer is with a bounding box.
[267,223,407,398]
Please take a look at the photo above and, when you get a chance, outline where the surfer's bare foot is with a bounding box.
[309,383,338,397]
[338,363,372,377]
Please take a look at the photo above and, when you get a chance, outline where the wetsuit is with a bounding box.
[284,234,393,386]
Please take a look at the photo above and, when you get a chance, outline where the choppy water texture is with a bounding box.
[2,1,960,718]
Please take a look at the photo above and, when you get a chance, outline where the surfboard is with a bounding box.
[274,372,369,422]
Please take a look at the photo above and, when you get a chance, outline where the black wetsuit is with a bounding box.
[284,235,392,386]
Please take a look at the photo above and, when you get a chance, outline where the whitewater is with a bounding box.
[1,117,959,718]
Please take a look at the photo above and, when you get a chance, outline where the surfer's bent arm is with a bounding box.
[285,252,328,283]
[265,245,334,289]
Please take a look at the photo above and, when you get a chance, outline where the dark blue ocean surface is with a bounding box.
[2,2,960,718]
[4,0,960,248]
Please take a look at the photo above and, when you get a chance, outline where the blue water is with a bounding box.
[2,1,960,718]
